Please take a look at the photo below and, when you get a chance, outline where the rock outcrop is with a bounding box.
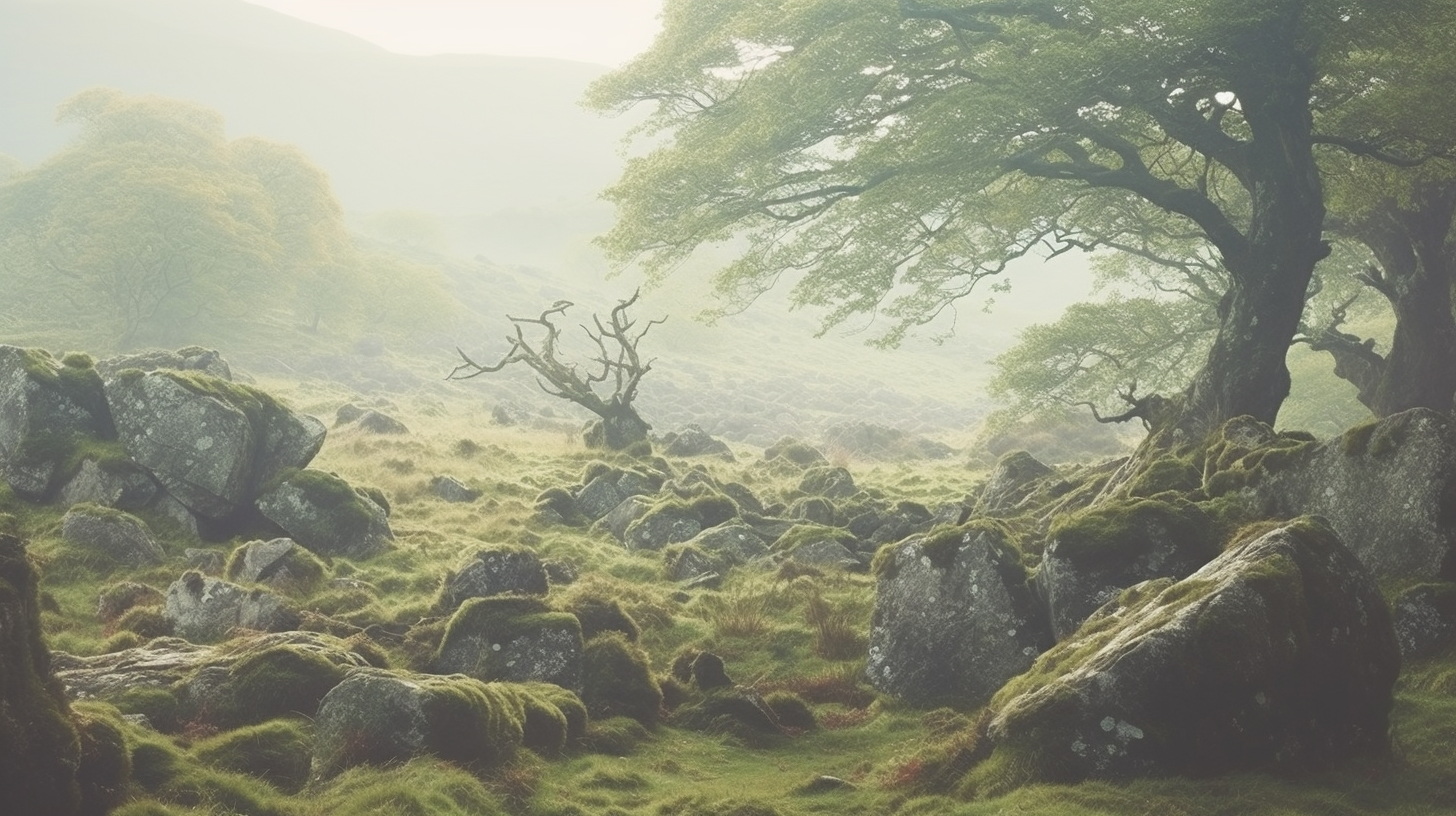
[0,346,113,501]
[432,596,583,689]
[163,572,295,643]
[255,468,392,559]
[438,547,550,611]
[866,523,1052,706]
[965,518,1398,795]
[60,505,165,568]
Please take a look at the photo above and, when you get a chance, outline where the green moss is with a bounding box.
[73,702,132,816]
[580,716,650,756]
[581,631,662,728]
[417,675,525,770]
[224,540,327,595]
[1047,495,1218,568]
[212,643,348,727]
[764,691,816,730]
[689,492,740,527]
[109,686,181,733]
[1124,454,1202,499]
[772,522,857,555]
[872,519,1018,579]
[565,594,641,642]
[271,468,378,531]
[1341,420,1379,456]
[158,370,292,436]
[0,533,82,816]
[191,719,311,793]
[435,596,580,668]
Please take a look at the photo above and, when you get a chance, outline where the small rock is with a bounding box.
[355,410,409,435]
[428,475,481,503]
[61,505,164,567]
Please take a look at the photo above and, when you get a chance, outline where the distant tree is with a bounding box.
[450,292,663,449]
[0,153,21,185]
[588,0,1440,443]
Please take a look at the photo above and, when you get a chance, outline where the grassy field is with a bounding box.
[6,363,1453,816]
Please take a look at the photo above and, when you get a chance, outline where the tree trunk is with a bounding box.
[583,401,651,450]
[1172,70,1327,440]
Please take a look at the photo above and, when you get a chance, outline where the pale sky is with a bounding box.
[241,0,664,66]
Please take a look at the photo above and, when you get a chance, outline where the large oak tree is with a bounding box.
[589,0,1433,442]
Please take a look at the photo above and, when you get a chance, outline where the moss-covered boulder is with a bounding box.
[575,474,627,521]
[309,667,529,780]
[255,468,392,559]
[866,523,1052,706]
[61,504,165,568]
[163,572,295,643]
[104,368,325,521]
[683,523,770,566]
[1209,409,1456,580]
[624,501,702,551]
[0,346,113,501]
[662,424,734,460]
[974,450,1053,517]
[1037,497,1220,640]
[0,533,82,815]
[433,596,583,689]
[964,518,1399,796]
[225,537,326,594]
[798,466,858,499]
[437,546,549,612]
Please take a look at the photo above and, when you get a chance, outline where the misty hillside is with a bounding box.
[0,0,628,225]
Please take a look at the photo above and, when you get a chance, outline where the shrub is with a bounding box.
[804,590,866,660]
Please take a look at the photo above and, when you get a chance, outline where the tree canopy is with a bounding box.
[590,0,1443,439]
[0,88,458,350]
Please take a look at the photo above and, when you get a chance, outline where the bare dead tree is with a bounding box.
[449,291,664,449]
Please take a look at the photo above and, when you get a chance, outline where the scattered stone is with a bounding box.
[624,504,702,551]
[664,545,722,583]
[975,450,1054,517]
[61,505,164,567]
[969,518,1399,793]
[429,475,481,503]
[786,539,862,572]
[684,524,770,566]
[542,559,579,586]
[226,538,325,592]
[574,475,626,521]
[96,346,232,381]
[604,496,653,542]
[764,438,828,468]
[662,425,734,460]
[163,571,295,643]
[255,469,393,559]
[788,496,837,526]
[800,775,856,793]
[433,597,583,689]
[334,403,366,426]
[798,466,857,499]
[355,409,409,435]
[866,524,1053,706]
[438,547,549,611]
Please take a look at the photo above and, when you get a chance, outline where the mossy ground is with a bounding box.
[11,372,1456,816]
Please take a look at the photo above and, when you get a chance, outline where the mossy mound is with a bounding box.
[581,631,662,728]
[433,596,584,688]
[564,593,641,642]
[73,702,132,816]
[191,719,312,794]
[0,533,82,815]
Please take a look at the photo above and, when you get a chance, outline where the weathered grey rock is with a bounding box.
[432,597,583,689]
[428,475,480,503]
[971,518,1398,792]
[104,369,324,519]
[439,547,549,611]
[866,525,1052,706]
[685,523,770,566]
[310,667,541,781]
[664,545,721,582]
[975,450,1054,517]
[163,572,294,643]
[662,425,734,460]
[604,495,653,542]
[96,581,164,623]
[1037,497,1220,640]
[185,548,225,574]
[228,538,315,587]
[95,346,232,381]
[55,630,370,706]
[624,504,702,551]
[355,409,409,435]
[255,469,392,559]
[574,475,625,521]
[764,438,828,468]
[334,403,365,426]
[616,470,658,498]
[787,539,862,571]
[788,496,837,526]
[1392,582,1456,660]
[154,493,201,539]
[57,458,158,510]
[0,346,112,500]
[61,505,164,567]
[799,466,857,499]
[1215,410,1456,581]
